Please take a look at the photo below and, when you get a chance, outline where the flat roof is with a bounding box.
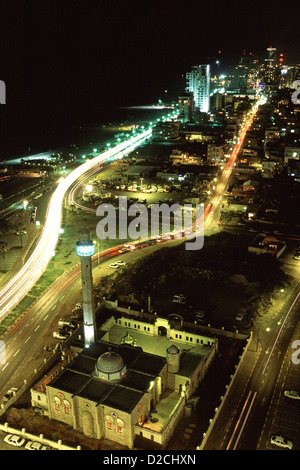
[107,323,212,359]
[125,165,154,175]
[50,369,89,395]
[48,340,165,413]
[120,370,155,392]
[101,385,143,413]
[77,378,114,402]
[177,352,203,378]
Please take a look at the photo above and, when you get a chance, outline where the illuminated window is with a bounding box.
[63,400,70,414]
[107,420,113,431]
[105,414,113,430]
[54,397,61,411]
[117,419,124,434]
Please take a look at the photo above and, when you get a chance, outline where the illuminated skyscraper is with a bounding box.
[264,47,279,84]
[76,228,96,347]
[224,52,259,95]
[186,64,210,113]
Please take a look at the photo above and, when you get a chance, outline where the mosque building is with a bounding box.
[31,304,218,449]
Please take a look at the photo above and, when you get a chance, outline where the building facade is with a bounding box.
[31,312,218,449]
[186,65,210,113]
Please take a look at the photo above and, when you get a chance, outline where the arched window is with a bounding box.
[63,400,70,414]
[54,397,61,411]
[105,415,113,431]
[117,418,124,434]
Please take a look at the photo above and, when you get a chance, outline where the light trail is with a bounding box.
[0,99,263,321]
[67,98,265,247]
[226,391,257,450]
[203,96,265,228]
[0,128,152,321]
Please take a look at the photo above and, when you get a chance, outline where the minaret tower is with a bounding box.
[76,228,96,347]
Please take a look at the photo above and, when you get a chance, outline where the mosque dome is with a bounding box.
[166,345,180,355]
[166,344,180,374]
[95,351,126,381]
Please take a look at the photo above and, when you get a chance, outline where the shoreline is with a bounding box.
[0,107,167,165]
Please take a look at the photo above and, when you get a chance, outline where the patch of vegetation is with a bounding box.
[95,232,288,328]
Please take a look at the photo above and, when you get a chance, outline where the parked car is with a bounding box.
[284,390,300,400]
[53,331,70,340]
[270,435,293,449]
[235,312,245,321]
[3,387,18,402]
[25,441,49,450]
[195,311,205,320]
[4,434,25,447]
[109,261,126,269]
[58,318,76,329]
[172,294,187,304]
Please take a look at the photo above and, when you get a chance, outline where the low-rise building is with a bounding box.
[242,179,259,193]
[169,150,203,165]
[206,144,224,163]
[261,160,277,178]
[30,312,218,449]
[284,146,300,164]
[248,233,286,258]
[153,121,180,140]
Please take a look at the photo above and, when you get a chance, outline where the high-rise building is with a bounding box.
[263,47,279,84]
[178,92,194,122]
[186,65,210,113]
[279,65,299,89]
[225,53,259,95]
[76,228,96,347]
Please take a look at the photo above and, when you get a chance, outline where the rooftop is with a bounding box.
[102,322,210,360]
[49,341,165,413]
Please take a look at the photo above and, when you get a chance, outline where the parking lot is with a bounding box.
[265,352,300,450]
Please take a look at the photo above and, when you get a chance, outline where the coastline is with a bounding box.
[0,106,167,165]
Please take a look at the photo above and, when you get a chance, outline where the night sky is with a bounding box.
[0,0,299,158]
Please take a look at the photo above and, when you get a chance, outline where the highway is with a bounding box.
[0,236,177,398]
[0,128,152,322]
[204,96,265,231]
[0,246,121,396]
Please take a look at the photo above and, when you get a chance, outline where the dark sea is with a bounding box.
[0,105,168,164]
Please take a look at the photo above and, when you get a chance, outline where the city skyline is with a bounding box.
[0,0,299,455]
[1,1,300,147]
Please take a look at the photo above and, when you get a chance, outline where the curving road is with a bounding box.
[0,97,266,413]
[0,128,152,322]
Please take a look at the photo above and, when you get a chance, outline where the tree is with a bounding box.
[0,241,9,270]
[14,220,27,247]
